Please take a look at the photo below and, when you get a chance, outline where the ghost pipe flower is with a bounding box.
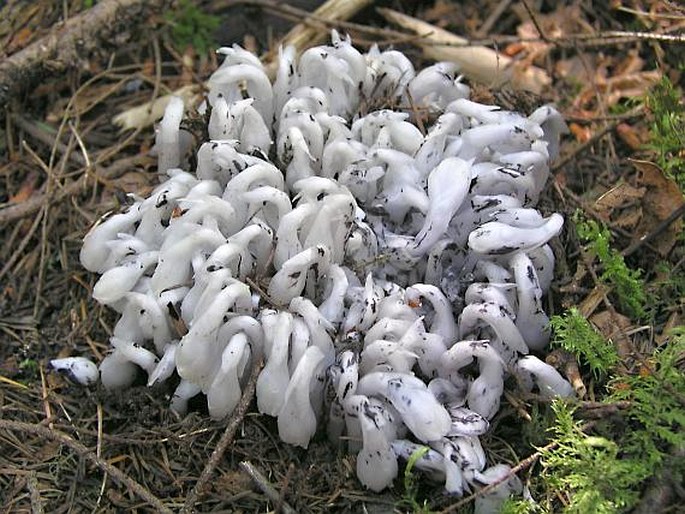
[156,96,184,174]
[405,284,458,344]
[513,355,574,398]
[257,311,293,416]
[442,340,506,419]
[75,34,571,498]
[356,397,399,492]
[510,252,550,351]
[50,357,99,386]
[468,212,564,256]
[278,345,326,448]
[92,251,159,305]
[357,371,451,442]
[206,333,251,419]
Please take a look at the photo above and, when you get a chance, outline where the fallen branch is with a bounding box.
[377,7,551,94]
[0,0,173,113]
[0,419,172,514]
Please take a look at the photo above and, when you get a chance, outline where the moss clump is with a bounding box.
[165,0,220,54]
[550,308,619,379]
[645,76,685,192]
[574,212,647,319]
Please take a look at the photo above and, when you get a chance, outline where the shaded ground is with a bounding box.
[1,1,684,512]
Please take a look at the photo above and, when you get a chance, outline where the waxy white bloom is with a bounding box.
[73,34,572,497]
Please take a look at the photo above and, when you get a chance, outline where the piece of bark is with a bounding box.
[378,7,551,94]
[0,0,174,113]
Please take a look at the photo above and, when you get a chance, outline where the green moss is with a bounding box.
[574,212,647,318]
[550,308,619,378]
[608,332,685,464]
[528,332,685,513]
[645,76,685,192]
[165,0,220,54]
[539,401,650,513]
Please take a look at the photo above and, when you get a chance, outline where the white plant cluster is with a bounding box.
[74,33,573,507]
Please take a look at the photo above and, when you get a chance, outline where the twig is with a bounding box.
[181,357,264,513]
[476,0,513,38]
[520,0,550,43]
[0,419,172,514]
[552,118,626,173]
[0,0,174,112]
[621,204,685,257]
[239,461,297,514]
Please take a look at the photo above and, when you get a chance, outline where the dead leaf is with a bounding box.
[656,311,683,345]
[569,122,593,143]
[631,159,685,255]
[9,172,38,204]
[616,122,648,150]
[590,310,634,361]
[593,182,645,231]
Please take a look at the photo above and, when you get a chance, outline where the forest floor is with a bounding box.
[0,1,684,512]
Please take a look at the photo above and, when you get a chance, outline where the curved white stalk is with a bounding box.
[360,340,418,374]
[216,315,264,361]
[405,284,458,344]
[510,252,550,350]
[464,283,516,319]
[514,355,574,398]
[411,157,471,256]
[156,96,184,174]
[81,205,142,273]
[151,227,225,295]
[278,345,326,448]
[318,264,349,324]
[256,311,293,416]
[50,357,99,386]
[170,379,202,415]
[459,302,528,356]
[93,251,159,305]
[242,186,292,230]
[428,377,467,406]
[357,371,451,442]
[408,62,467,110]
[148,342,177,386]
[273,203,317,270]
[468,213,564,256]
[356,397,399,492]
[443,340,506,419]
[268,245,331,306]
[473,464,523,514]
[207,333,251,419]
[207,63,273,123]
[289,296,335,361]
[176,282,252,388]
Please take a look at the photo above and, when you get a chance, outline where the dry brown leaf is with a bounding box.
[631,159,685,256]
[594,182,645,228]
[9,172,38,204]
[616,122,648,150]
[569,122,593,143]
[590,310,634,361]
[656,311,683,345]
